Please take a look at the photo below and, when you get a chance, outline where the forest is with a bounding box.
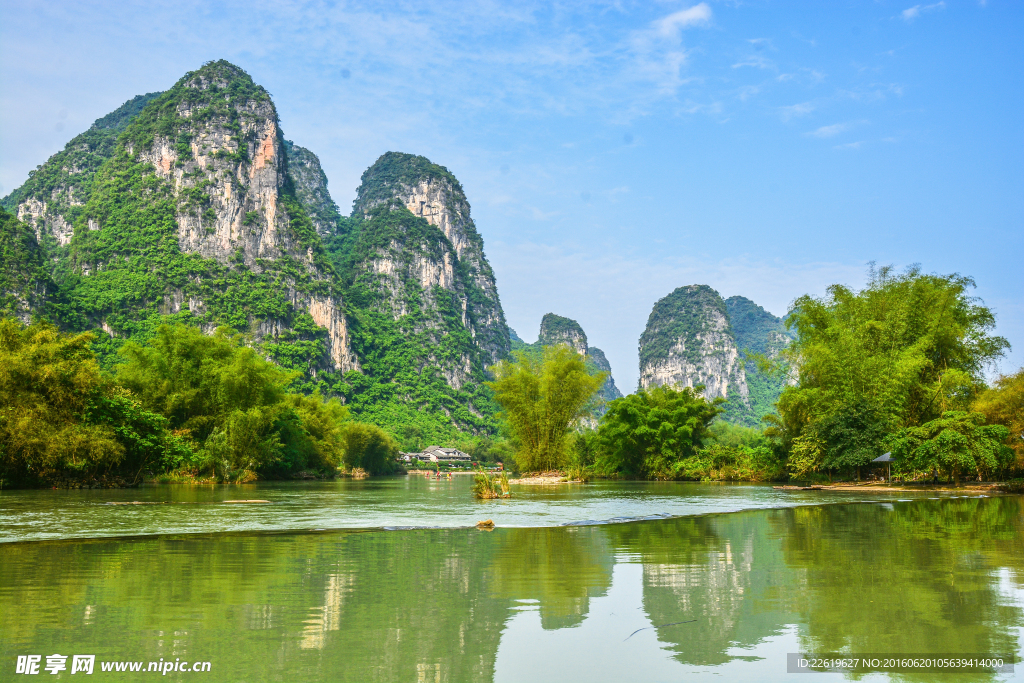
[0,320,399,488]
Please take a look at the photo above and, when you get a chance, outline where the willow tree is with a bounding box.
[487,345,605,472]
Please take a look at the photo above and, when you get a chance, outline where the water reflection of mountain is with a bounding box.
[1,498,1022,682]
[604,512,799,665]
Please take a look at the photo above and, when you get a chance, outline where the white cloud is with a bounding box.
[779,102,815,120]
[731,54,775,70]
[626,4,712,94]
[901,2,946,21]
[808,122,851,138]
[834,140,864,150]
[653,4,713,39]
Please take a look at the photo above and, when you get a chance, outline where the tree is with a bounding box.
[341,422,398,475]
[890,411,1013,486]
[116,324,292,442]
[775,265,1009,476]
[487,345,605,472]
[116,324,346,478]
[973,369,1024,467]
[0,319,178,485]
[596,384,722,478]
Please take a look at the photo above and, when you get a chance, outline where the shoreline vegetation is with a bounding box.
[2,268,1022,492]
[482,267,1023,493]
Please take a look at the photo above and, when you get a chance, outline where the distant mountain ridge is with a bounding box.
[2,59,795,441]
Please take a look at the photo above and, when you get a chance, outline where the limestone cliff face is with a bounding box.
[638,285,749,405]
[127,70,289,266]
[284,140,341,237]
[2,92,162,247]
[725,296,794,366]
[115,63,356,372]
[723,295,796,425]
[352,152,510,368]
[587,347,624,402]
[0,208,55,323]
[4,61,357,375]
[538,313,588,356]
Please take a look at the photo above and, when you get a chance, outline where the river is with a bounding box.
[1,479,1021,681]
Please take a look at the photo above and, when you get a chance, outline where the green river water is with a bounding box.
[1,478,1022,682]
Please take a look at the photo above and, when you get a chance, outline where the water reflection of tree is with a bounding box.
[0,526,615,681]
[3,499,1023,682]
[774,497,1024,679]
[486,526,614,629]
[603,513,798,666]
[0,530,511,682]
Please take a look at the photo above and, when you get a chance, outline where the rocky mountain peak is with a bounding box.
[537,313,588,356]
[3,61,358,377]
[2,91,163,246]
[284,141,341,237]
[638,285,749,405]
[113,60,292,267]
[349,151,509,367]
[638,286,798,426]
[353,152,481,262]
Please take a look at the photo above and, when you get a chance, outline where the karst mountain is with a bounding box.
[2,59,793,438]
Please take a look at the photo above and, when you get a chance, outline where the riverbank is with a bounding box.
[775,481,1011,493]
[509,471,584,485]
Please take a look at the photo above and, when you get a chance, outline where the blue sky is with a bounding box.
[2,0,1021,389]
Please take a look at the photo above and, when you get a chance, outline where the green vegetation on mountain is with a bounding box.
[537,312,587,349]
[2,64,519,456]
[639,285,729,370]
[639,285,753,425]
[3,60,356,401]
[323,204,498,444]
[352,152,465,218]
[725,295,794,426]
[0,208,55,320]
[586,347,623,402]
[1,92,163,249]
